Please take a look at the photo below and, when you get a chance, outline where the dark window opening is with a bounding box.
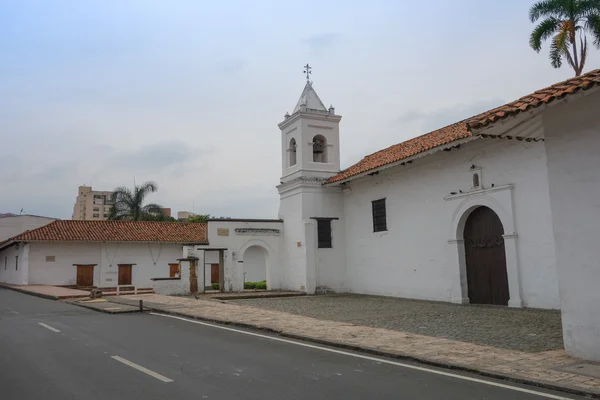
[317,220,332,248]
[15,255,19,271]
[372,198,387,232]
[473,173,480,188]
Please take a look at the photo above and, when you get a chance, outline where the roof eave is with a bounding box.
[469,84,600,134]
[325,136,478,186]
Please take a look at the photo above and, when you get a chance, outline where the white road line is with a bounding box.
[38,322,61,333]
[111,356,173,383]
[6,307,19,314]
[150,313,576,400]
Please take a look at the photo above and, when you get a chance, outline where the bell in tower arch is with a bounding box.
[312,135,327,163]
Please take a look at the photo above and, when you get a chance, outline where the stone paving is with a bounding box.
[0,283,90,299]
[120,293,600,396]
[230,294,563,353]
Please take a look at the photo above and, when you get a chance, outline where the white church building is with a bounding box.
[196,68,600,361]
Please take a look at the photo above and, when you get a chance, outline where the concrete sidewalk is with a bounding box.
[0,283,90,300]
[119,293,600,398]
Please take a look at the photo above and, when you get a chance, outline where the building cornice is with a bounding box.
[278,111,342,130]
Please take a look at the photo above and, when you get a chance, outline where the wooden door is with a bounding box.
[118,265,132,285]
[169,263,180,277]
[464,206,510,306]
[76,265,94,287]
[211,264,219,284]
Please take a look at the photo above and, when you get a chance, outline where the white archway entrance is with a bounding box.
[242,245,267,286]
[446,186,523,307]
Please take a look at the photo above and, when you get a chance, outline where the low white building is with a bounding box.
[0,220,207,288]
[0,214,57,242]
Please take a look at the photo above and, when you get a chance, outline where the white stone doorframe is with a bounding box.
[237,239,273,291]
[446,185,523,307]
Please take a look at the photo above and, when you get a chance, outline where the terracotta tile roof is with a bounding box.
[8,220,208,244]
[326,121,472,184]
[326,68,600,184]
[467,68,600,130]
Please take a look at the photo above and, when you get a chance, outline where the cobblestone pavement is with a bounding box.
[230,294,563,353]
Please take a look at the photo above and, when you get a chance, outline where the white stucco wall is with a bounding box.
[341,136,559,309]
[28,242,100,286]
[25,241,183,288]
[99,242,182,288]
[197,220,283,292]
[542,89,600,360]
[0,216,56,242]
[242,246,267,282]
[0,244,28,285]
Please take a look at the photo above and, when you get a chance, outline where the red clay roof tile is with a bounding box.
[326,68,600,184]
[8,220,208,244]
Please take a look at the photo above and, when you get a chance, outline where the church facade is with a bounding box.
[196,69,600,361]
[195,69,599,314]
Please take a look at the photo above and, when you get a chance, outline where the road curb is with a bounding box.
[65,300,145,314]
[146,306,599,399]
[0,284,59,301]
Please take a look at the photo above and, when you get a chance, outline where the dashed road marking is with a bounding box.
[111,356,173,383]
[38,322,61,333]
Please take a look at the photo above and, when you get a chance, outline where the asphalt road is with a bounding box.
[0,287,584,400]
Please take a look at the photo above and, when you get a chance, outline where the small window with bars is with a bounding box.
[317,219,332,248]
[372,198,387,232]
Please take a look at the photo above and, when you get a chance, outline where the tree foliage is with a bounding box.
[186,214,211,223]
[529,0,600,76]
[108,181,166,221]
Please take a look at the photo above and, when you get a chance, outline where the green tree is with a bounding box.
[186,214,211,223]
[529,0,600,76]
[108,181,165,221]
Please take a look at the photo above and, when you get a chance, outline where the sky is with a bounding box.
[1,0,599,219]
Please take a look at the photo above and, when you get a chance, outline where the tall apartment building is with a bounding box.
[72,186,113,220]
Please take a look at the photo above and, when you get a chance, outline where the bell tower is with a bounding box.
[278,64,342,183]
[276,65,346,295]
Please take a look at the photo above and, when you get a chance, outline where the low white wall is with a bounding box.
[0,216,55,242]
[28,242,100,286]
[0,244,27,285]
[543,89,600,360]
[99,242,182,288]
[152,278,189,295]
[199,220,283,292]
[25,241,183,288]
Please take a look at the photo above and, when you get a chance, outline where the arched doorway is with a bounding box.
[242,246,267,287]
[464,206,510,305]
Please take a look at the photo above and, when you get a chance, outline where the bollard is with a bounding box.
[139,299,143,312]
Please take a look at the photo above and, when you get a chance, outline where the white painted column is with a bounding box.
[504,234,523,308]
[304,220,317,294]
[449,239,469,304]
[21,244,30,285]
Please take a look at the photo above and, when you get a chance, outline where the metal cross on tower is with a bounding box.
[303,63,312,82]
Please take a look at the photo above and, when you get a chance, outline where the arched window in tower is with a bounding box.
[312,135,327,163]
[289,138,297,166]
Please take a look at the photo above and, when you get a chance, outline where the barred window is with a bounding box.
[317,220,332,248]
[372,199,387,232]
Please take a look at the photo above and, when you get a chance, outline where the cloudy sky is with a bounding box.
[1,0,599,219]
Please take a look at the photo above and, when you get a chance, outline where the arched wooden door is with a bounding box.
[464,206,509,305]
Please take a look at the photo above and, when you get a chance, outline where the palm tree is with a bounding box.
[108,181,165,221]
[529,0,600,76]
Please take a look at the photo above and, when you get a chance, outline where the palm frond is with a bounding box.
[550,34,566,68]
[580,34,588,73]
[530,0,567,22]
[585,12,600,47]
[142,203,164,214]
[530,17,561,51]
